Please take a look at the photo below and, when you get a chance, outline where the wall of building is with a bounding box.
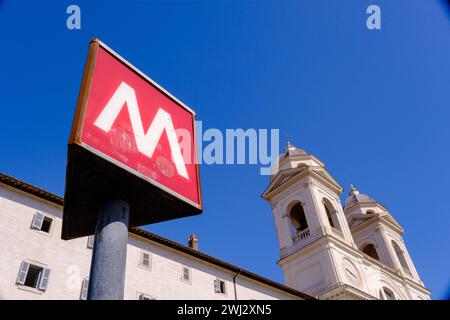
[0,184,300,300]
[0,186,92,299]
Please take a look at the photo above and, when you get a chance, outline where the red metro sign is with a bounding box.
[81,44,200,205]
[62,39,202,240]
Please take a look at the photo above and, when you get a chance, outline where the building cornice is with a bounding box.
[350,213,404,235]
[0,173,64,207]
[318,283,376,300]
[262,167,343,201]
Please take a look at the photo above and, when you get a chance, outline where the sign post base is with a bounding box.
[87,199,129,300]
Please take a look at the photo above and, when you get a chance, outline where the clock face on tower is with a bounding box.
[342,258,361,285]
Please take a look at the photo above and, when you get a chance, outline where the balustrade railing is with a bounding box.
[293,228,310,243]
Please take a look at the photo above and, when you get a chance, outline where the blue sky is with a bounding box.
[0,0,449,299]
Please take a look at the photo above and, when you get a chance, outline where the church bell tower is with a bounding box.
[262,143,431,300]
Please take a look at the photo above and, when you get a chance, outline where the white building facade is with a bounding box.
[262,144,431,300]
[0,173,310,300]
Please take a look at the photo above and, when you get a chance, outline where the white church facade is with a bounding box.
[0,145,430,300]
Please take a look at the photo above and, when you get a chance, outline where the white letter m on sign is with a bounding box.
[94,81,189,179]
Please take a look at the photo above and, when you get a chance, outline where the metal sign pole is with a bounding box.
[87,199,130,300]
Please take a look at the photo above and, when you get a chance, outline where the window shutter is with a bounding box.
[139,293,154,300]
[141,252,150,268]
[38,268,50,291]
[32,212,44,230]
[222,281,227,294]
[80,278,89,300]
[183,267,190,281]
[16,261,29,285]
[87,236,95,249]
[214,278,221,293]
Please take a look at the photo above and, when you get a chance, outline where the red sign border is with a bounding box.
[69,38,202,211]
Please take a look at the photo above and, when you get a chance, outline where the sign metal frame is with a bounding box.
[62,39,202,240]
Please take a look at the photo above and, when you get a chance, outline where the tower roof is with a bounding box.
[281,142,307,159]
[269,142,320,179]
[344,185,378,210]
[265,142,343,196]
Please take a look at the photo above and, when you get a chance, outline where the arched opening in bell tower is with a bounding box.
[289,202,309,236]
[379,287,396,300]
[323,198,343,234]
[361,243,380,261]
[392,241,411,275]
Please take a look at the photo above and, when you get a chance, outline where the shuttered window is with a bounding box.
[31,212,44,230]
[31,212,52,233]
[17,261,51,291]
[182,267,191,282]
[38,268,50,291]
[80,278,89,300]
[180,266,192,284]
[214,278,226,294]
[87,236,95,249]
[140,252,151,269]
[138,293,155,300]
[16,261,30,285]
